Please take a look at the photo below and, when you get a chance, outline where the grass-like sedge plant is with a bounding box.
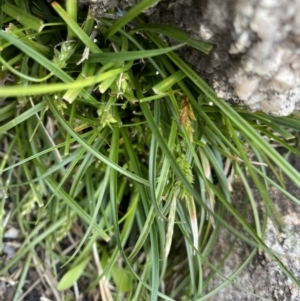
[1,0,300,300]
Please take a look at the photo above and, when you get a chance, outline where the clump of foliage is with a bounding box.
[1,0,300,300]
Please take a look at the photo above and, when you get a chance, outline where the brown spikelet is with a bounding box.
[179,96,196,141]
[179,96,190,125]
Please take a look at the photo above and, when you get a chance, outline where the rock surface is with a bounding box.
[205,153,300,300]
[85,0,300,116]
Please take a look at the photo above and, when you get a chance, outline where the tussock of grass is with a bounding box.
[1,0,300,300]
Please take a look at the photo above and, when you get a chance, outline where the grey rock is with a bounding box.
[205,154,300,300]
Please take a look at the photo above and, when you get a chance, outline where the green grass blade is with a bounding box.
[65,0,77,39]
[1,2,43,32]
[152,70,185,94]
[150,225,160,301]
[0,56,52,82]
[0,66,129,97]
[0,100,47,133]
[0,30,73,82]
[130,23,212,54]
[104,0,159,40]
[33,159,110,241]
[51,1,102,54]
[46,97,149,186]
[69,44,185,64]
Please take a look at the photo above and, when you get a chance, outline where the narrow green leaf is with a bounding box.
[33,159,110,241]
[150,225,159,301]
[130,24,212,54]
[52,1,102,54]
[0,56,52,83]
[66,0,77,39]
[0,30,73,82]
[0,101,47,133]
[139,93,169,103]
[1,53,24,71]
[46,97,149,186]
[0,67,129,97]
[104,0,159,40]
[57,257,90,291]
[152,70,185,94]
[1,23,49,55]
[267,115,300,131]
[69,44,185,64]
[99,74,118,93]
[1,2,43,32]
